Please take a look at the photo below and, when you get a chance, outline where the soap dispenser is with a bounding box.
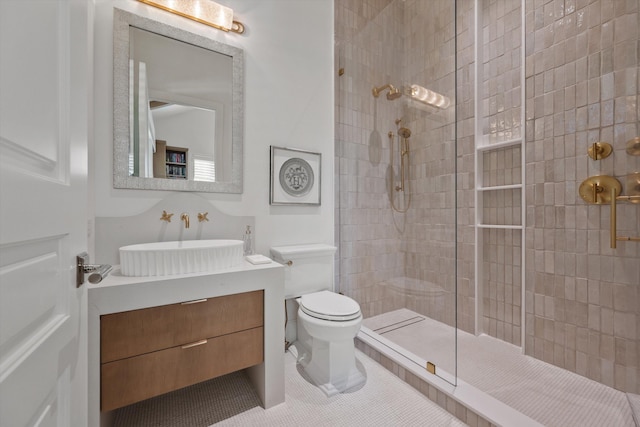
[243,225,253,255]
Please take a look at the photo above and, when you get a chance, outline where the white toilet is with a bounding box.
[270,244,366,396]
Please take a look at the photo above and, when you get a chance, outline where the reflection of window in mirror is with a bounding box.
[193,155,216,182]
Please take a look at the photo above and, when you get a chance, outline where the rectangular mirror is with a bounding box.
[113,8,243,193]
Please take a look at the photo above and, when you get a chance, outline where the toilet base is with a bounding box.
[295,338,366,397]
[311,364,366,397]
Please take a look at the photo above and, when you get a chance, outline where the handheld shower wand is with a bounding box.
[395,127,411,192]
[389,126,412,213]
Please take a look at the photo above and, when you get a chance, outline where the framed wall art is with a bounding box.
[270,146,321,205]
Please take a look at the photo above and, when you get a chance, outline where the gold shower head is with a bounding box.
[387,86,402,100]
[372,84,401,100]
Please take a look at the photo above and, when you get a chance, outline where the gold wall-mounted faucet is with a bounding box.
[180,213,190,229]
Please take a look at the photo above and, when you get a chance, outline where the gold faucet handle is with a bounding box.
[587,142,612,160]
[160,210,174,222]
[198,212,209,222]
[593,183,603,203]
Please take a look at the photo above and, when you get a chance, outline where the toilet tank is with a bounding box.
[270,244,337,299]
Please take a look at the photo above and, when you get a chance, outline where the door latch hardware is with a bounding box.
[77,252,113,287]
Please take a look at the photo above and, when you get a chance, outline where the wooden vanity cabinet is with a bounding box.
[100,290,264,411]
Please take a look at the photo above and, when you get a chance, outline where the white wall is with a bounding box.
[153,108,216,160]
[93,0,334,255]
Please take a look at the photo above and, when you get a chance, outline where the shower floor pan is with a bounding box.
[361,309,635,427]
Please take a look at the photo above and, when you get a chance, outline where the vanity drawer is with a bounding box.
[101,326,263,411]
[100,290,263,363]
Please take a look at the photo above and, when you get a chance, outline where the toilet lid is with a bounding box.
[299,291,361,321]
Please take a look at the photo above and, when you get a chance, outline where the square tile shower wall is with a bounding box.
[336,0,640,397]
[482,228,523,346]
[456,0,478,335]
[402,0,459,329]
[335,0,407,318]
[479,0,524,143]
[524,0,640,393]
[335,0,462,326]
[474,0,526,351]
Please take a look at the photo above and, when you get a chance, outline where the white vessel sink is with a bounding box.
[119,240,244,277]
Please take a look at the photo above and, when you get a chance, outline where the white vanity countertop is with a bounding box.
[89,259,282,289]
[88,259,284,315]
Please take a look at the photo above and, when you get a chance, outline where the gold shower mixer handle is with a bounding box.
[578,176,621,205]
[593,183,603,203]
[587,142,612,160]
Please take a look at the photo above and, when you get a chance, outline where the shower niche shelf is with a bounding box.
[473,0,526,349]
[477,224,523,229]
[476,137,522,152]
[477,184,523,191]
[477,182,522,229]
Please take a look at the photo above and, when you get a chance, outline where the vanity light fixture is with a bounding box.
[408,84,450,109]
[138,0,245,34]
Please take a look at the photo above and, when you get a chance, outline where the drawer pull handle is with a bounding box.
[180,298,208,305]
[181,339,207,349]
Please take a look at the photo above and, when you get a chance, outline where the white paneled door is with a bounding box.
[0,0,90,426]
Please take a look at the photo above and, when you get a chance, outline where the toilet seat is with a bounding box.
[299,290,361,321]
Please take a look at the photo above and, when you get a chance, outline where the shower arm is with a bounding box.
[372,84,401,99]
[373,84,393,97]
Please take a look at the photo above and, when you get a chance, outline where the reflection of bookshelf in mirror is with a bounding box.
[153,140,188,179]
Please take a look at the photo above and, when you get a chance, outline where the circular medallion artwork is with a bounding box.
[279,157,314,197]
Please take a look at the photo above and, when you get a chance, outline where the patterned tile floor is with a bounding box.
[114,345,465,427]
[216,345,466,426]
[114,308,635,426]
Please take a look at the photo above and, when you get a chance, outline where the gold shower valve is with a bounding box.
[587,142,612,160]
[578,175,621,204]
